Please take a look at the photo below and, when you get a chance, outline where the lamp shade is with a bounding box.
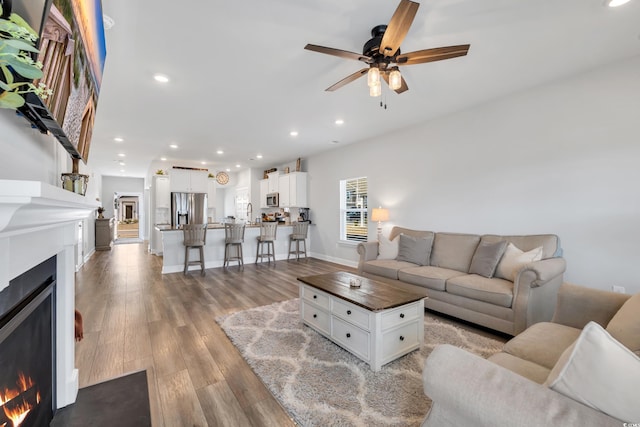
[371,208,389,222]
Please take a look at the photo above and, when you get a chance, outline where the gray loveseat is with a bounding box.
[422,283,640,426]
[357,227,566,335]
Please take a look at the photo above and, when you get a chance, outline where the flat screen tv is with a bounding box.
[6,0,106,163]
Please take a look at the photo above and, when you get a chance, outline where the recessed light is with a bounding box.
[169,144,178,149]
[216,150,224,155]
[114,137,123,142]
[201,161,206,165]
[117,153,125,157]
[226,168,231,172]
[235,164,241,168]
[154,74,169,83]
[256,154,263,159]
[119,162,125,166]
[160,157,167,161]
[120,169,125,173]
[335,119,344,125]
[606,0,631,6]
[290,131,298,137]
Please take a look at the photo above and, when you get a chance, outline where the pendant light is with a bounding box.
[389,68,402,91]
[367,67,380,87]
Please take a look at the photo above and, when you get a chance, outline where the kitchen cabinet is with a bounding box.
[154,176,171,208]
[259,179,269,208]
[267,171,280,193]
[169,169,208,193]
[279,172,307,207]
[207,179,217,207]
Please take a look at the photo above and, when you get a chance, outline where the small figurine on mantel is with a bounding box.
[97,207,105,219]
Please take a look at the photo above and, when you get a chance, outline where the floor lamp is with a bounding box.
[371,207,389,239]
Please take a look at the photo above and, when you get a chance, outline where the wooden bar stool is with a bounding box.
[255,222,278,263]
[288,221,309,260]
[224,223,245,268]
[183,224,207,276]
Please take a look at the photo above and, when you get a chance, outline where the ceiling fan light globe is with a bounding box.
[389,69,402,90]
[370,81,382,97]
[367,67,380,87]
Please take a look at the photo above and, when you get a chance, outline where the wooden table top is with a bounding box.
[297,271,425,312]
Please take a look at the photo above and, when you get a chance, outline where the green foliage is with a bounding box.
[0,5,52,109]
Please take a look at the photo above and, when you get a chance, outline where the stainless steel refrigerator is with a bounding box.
[171,192,207,227]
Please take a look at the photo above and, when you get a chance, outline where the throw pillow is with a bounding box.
[468,240,508,278]
[377,234,399,260]
[606,292,640,356]
[495,243,543,281]
[396,233,433,266]
[545,321,640,422]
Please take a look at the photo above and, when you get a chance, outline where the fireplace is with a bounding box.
[0,180,99,412]
[0,257,56,427]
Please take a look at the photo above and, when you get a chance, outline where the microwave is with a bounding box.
[266,192,279,207]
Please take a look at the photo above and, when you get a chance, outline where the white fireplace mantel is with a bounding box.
[0,179,99,409]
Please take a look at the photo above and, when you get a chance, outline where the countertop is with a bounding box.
[155,222,303,231]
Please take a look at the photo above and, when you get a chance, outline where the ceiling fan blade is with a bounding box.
[304,44,372,63]
[396,44,470,66]
[379,0,419,57]
[382,72,409,94]
[325,68,369,92]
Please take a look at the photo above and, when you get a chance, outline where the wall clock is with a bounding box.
[216,171,229,185]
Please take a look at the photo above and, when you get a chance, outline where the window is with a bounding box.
[340,177,368,242]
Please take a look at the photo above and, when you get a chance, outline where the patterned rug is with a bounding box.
[217,299,504,427]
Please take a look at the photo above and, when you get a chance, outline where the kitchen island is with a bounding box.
[156,223,309,274]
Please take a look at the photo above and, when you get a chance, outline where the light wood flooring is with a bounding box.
[74,242,357,426]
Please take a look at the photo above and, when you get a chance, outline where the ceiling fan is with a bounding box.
[304,0,470,96]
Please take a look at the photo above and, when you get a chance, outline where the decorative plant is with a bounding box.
[155,169,164,175]
[208,173,215,178]
[0,5,52,109]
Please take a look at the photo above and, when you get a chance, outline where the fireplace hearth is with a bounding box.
[0,257,56,427]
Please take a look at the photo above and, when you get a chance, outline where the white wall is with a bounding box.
[307,56,640,294]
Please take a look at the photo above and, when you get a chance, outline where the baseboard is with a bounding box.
[309,252,357,268]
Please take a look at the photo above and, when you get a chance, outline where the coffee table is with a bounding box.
[297,271,425,371]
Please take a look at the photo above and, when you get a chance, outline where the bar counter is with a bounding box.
[156,223,309,274]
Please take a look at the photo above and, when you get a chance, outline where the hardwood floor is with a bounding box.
[74,243,356,426]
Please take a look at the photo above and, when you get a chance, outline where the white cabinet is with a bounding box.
[278,174,290,207]
[207,179,216,207]
[278,172,307,208]
[155,176,170,208]
[259,179,269,209]
[267,171,280,193]
[169,169,208,193]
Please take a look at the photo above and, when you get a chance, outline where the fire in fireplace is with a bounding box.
[0,257,55,427]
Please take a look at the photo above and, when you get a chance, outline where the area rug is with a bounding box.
[217,299,504,427]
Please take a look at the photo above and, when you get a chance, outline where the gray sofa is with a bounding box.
[422,283,640,426]
[357,227,566,335]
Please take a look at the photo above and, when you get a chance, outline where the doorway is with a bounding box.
[113,193,144,243]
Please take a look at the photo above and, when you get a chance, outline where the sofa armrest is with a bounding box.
[356,241,378,274]
[422,345,619,427]
[511,258,566,334]
[551,282,630,329]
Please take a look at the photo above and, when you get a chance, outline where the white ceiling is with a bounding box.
[88,0,640,178]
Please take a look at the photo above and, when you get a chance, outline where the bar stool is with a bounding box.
[224,223,245,268]
[288,221,309,260]
[255,222,278,263]
[183,224,207,276]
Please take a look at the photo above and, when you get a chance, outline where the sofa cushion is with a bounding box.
[396,233,433,266]
[495,243,543,281]
[362,259,417,280]
[377,234,399,260]
[545,321,640,422]
[469,240,508,278]
[487,352,551,384]
[398,266,466,291]
[606,292,640,355]
[446,274,514,307]
[430,233,480,272]
[482,234,561,259]
[503,322,581,369]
